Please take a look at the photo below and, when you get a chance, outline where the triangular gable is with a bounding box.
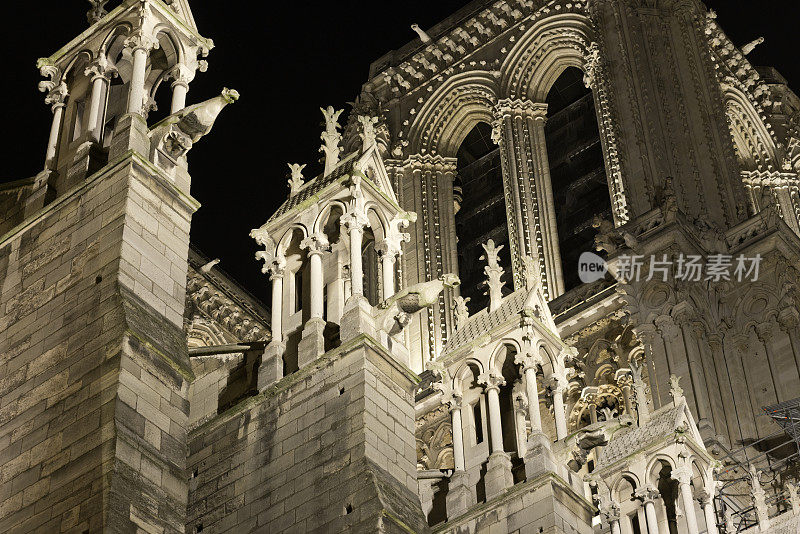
[357,144,398,204]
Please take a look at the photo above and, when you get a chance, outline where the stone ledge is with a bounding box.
[432,470,595,533]
[189,334,420,438]
[0,149,200,247]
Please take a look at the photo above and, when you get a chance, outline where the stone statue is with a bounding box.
[669,374,684,402]
[287,163,306,196]
[454,296,470,330]
[87,0,108,24]
[357,115,379,152]
[522,254,540,290]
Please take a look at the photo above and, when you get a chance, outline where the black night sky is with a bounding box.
[3,1,799,305]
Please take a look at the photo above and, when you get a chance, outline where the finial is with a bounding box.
[87,0,108,24]
[287,163,306,196]
[410,23,432,43]
[320,106,344,176]
[669,374,684,403]
[480,239,505,312]
[357,115,379,153]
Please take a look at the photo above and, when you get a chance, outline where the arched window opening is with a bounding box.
[281,229,306,375]
[455,122,512,314]
[653,461,679,534]
[362,228,380,306]
[496,344,525,484]
[545,67,612,291]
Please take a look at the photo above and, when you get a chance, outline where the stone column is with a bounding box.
[445,393,473,517]
[615,370,635,417]
[269,267,285,342]
[125,33,156,115]
[44,85,68,168]
[525,103,564,297]
[583,388,599,425]
[513,388,528,457]
[518,356,543,435]
[171,80,188,114]
[672,468,700,534]
[635,486,662,534]
[493,99,564,296]
[342,212,368,300]
[448,396,466,471]
[550,374,568,440]
[298,233,329,367]
[696,490,718,534]
[375,240,400,300]
[258,259,287,390]
[480,371,513,499]
[84,57,115,141]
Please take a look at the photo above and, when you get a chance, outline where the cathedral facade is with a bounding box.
[1,0,800,533]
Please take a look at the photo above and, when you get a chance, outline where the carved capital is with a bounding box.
[634,485,660,505]
[375,238,404,261]
[478,370,505,392]
[671,467,693,486]
[655,315,681,342]
[495,98,548,125]
[514,351,540,373]
[755,321,774,344]
[441,392,462,412]
[300,233,330,256]
[124,30,159,53]
[778,306,800,332]
[341,211,369,232]
[84,55,118,81]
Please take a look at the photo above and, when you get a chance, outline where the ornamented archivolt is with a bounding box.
[185,268,270,345]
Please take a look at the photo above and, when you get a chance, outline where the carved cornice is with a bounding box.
[186,251,270,344]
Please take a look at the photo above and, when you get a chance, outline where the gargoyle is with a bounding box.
[151,88,239,160]
[377,274,460,336]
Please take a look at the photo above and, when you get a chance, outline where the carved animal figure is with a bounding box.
[378,274,460,335]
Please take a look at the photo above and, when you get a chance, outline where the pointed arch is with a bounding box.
[722,84,778,172]
[407,71,499,156]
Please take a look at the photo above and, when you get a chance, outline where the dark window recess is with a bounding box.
[455,122,512,315]
[294,269,303,314]
[545,67,613,292]
[473,401,484,444]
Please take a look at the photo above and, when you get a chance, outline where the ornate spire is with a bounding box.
[287,163,306,197]
[480,239,505,311]
[320,106,343,176]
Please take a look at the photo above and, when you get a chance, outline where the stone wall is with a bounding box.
[187,336,428,533]
[432,474,595,534]
[0,150,196,533]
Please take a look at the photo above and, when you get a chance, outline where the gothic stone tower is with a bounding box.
[0,1,235,531]
[339,0,800,530]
